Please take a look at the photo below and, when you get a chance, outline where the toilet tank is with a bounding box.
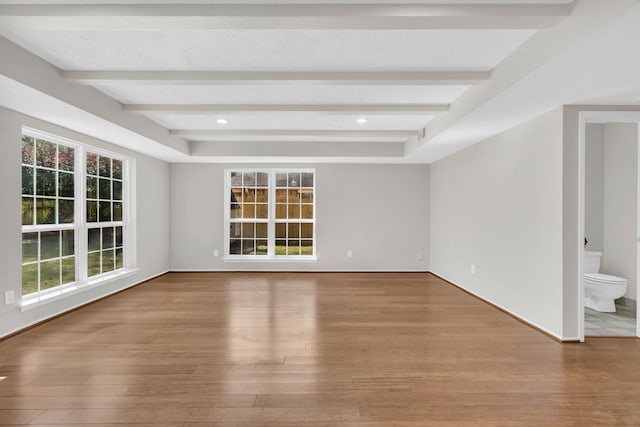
[584,251,602,274]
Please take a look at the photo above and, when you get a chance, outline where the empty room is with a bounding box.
[1,0,640,425]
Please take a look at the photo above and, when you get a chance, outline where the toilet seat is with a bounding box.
[584,273,627,285]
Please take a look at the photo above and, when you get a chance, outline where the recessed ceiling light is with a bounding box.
[357,118,368,124]
[217,118,228,124]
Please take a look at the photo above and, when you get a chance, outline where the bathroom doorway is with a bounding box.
[581,116,639,339]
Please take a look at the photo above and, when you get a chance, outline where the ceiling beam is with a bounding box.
[0,4,573,30]
[170,129,418,139]
[64,71,490,86]
[124,104,449,115]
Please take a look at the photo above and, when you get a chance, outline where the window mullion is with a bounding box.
[268,171,275,257]
[76,146,87,282]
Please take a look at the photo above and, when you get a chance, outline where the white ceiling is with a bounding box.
[0,0,639,164]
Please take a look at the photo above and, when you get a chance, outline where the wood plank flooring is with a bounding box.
[0,272,639,426]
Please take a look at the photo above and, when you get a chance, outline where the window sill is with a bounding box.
[19,268,140,311]
[223,256,318,263]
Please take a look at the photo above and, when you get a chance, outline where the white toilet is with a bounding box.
[584,251,627,312]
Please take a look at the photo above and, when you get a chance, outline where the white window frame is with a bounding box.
[224,168,317,261]
[20,127,137,309]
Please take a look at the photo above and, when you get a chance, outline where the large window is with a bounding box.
[225,169,315,259]
[21,129,131,304]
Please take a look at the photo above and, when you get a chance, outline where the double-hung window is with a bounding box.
[225,169,316,259]
[21,129,131,305]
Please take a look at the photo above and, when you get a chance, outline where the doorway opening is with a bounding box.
[579,112,640,340]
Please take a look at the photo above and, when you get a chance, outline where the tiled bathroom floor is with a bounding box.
[585,300,636,336]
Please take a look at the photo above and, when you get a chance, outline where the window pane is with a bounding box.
[243,188,256,203]
[275,240,286,255]
[301,173,314,188]
[22,166,34,195]
[115,226,123,247]
[288,204,300,219]
[288,223,300,238]
[276,173,287,187]
[58,145,74,172]
[276,203,286,219]
[255,240,268,255]
[99,156,111,177]
[88,228,101,252]
[113,180,122,201]
[102,227,114,249]
[115,248,124,269]
[22,136,34,165]
[231,188,242,204]
[275,223,286,239]
[288,173,301,187]
[86,153,97,175]
[302,204,314,219]
[102,250,115,273]
[59,172,74,198]
[242,204,255,219]
[36,168,56,196]
[99,178,111,199]
[301,223,313,239]
[86,176,97,199]
[256,204,268,219]
[243,172,256,186]
[256,223,268,239]
[113,202,123,221]
[275,189,287,202]
[40,231,60,260]
[112,159,122,179]
[35,198,56,225]
[242,223,254,238]
[87,201,98,222]
[22,264,38,296]
[58,199,74,224]
[62,230,74,256]
[256,172,268,187]
[230,222,241,238]
[61,257,75,284]
[229,239,241,255]
[35,139,56,168]
[287,240,301,255]
[22,233,38,263]
[242,239,255,254]
[230,203,241,219]
[99,201,112,222]
[88,252,101,277]
[40,259,60,290]
[256,188,268,203]
[301,240,313,255]
[230,172,242,186]
[300,189,314,203]
[22,197,34,226]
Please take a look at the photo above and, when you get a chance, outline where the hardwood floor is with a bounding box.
[1,272,639,426]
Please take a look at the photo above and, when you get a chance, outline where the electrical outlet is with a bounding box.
[417,251,424,261]
[471,264,476,275]
[213,249,219,257]
[5,290,15,305]
[347,249,353,258]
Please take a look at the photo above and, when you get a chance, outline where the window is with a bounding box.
[21,129,131,304]
[225,169,315,259]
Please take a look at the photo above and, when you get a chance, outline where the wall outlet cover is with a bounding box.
[5,290,15,305]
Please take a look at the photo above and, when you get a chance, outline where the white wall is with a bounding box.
[0,107,171,338]
[430,109,564,338]
[602,123,638,301]
[170,163,430,271]
[585,124,605,252]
